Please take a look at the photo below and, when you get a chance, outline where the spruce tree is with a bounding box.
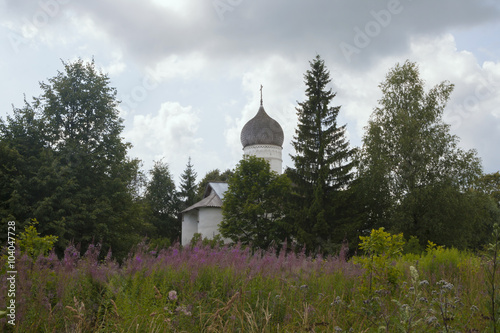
[288,55,355,252]
[179,157,197,209]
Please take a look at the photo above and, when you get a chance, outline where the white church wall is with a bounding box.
[198,207,223,239]
[243,144,283,174]
[181,210,198,246]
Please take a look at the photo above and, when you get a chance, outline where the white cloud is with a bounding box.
[101,50,126,76]
[333,33,500,172]
[125,101,203,177]
[150,52,207,81]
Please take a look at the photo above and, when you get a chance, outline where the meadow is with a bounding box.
[0,233,497,332]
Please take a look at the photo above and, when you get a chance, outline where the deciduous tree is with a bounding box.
[220,156,291,250]
[145,160,181,242]
[0,59,147,259]
[358,60,487,248]
[475,172,500,208]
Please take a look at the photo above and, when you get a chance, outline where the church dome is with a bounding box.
[240,104,284,148]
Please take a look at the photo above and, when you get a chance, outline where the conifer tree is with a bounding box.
[288,55,355,252]
[179,157,197,209]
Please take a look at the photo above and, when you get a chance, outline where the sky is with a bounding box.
[1,0,499,185]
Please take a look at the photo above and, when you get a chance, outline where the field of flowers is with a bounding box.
[0,237,496,332]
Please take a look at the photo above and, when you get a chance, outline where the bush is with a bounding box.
[17,219,58,259]
[355,227,405,293]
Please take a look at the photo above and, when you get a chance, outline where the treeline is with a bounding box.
[0,59,230,260]
[219,56,500,254]
[1,57,499,261]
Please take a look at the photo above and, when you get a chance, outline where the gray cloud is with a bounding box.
[1,0,499,178]
[76,1,500,66]
[4,0,497,67]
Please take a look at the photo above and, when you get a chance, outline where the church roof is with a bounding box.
[181,182,228,213]
[240,103,284,148]
[204,181,229,200]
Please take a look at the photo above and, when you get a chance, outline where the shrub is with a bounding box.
[17,219,58,259]
[355,227,405,293]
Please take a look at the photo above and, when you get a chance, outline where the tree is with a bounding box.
[220,156,292,250]
[358,60,486,248]
[0,59,147,259]
[179,157,197,209]
[145,160,181,242]
[288,55,356,252]
[475,172,500,208]
[0,103,53,232]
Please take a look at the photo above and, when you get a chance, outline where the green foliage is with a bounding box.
[220,156,292,250]
[359,227,406,258]
[288,54,356,252]
[0,58,147,260]
[179,157,197,209]
[357,60,486,249]
[18,219,58,258]
[356,227,405,293]
[145,160,181,242]
[0,105,57,243]
[476,171,500,208]
[147,237,172,251]
[3,240,499,332]
[419,247,475,278]
[189,233,225,249]
[403,235,423,254]
[484,223,500,332]
[426,240,445,253]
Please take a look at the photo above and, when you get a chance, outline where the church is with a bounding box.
[181,90,284,245]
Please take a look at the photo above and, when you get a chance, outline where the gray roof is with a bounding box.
[240,104,284,148]
[205,181,229,200]
[181,182,229,213]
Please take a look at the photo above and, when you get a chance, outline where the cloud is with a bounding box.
[124,101,203,176]
[150,52,207,81]
[57,0,500,68]
[332,33,500,173]
[100,50,126,76]
[5,0,497,70]
[1,0,499,179]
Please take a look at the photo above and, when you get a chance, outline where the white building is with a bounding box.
[181,182,228,245]
[181,96,284,245]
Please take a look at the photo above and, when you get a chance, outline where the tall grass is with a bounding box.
[0,240,495,332]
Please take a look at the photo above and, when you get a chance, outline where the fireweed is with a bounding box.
[0,240,492,332]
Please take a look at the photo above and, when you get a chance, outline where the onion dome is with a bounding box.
[240,103,284,148]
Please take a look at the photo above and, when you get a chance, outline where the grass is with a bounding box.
[0,240,497,332]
